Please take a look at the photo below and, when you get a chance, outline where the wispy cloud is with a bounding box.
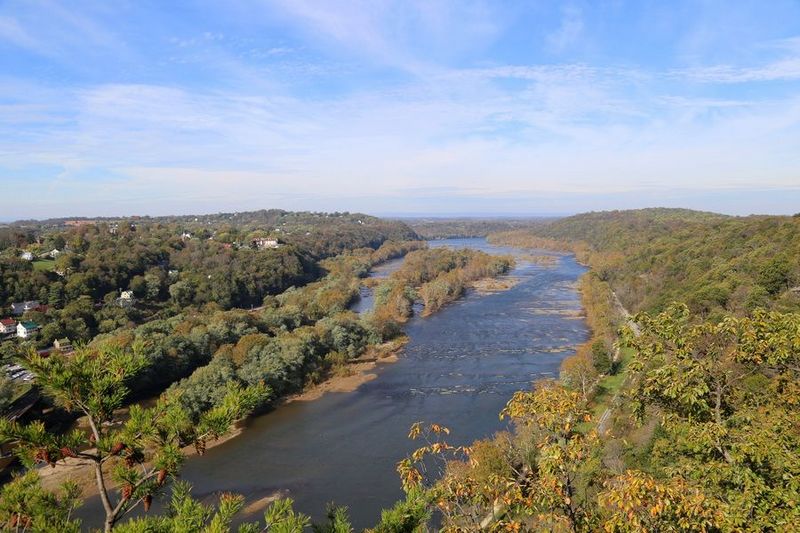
[547,4,584,53]
[0,15,43,53]
[675,58,800,83]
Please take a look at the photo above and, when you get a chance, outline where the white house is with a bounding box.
[16,321,39,338]
[253,237,280,250]
[117,290,135,308]
[46,249,62,259]
[0,318,16,335]
[20,251,33,261]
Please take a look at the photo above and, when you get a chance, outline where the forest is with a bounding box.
[370,248,514,325]
[0,215,526,531]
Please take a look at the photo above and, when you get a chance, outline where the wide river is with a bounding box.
[84,238,589,529]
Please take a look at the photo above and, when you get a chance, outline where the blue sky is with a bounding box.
[2,0,800,219]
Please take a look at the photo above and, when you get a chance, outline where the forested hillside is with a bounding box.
[405,217,549,239]
[0,211,416,353]
[491,208,800,317]
[2,208,798,531]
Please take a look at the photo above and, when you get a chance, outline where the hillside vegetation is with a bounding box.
[0,210,416,354]
[405,217,550,239]
[3,208,799,531]
[491,208,800,317]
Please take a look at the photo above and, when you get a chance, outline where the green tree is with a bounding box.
[129,275,147,298]
[758,256,791,295]
[169,280,195,307]
[0,375,16,412]
[48,282,65,308]
[0,471,82,532]
[590,339,612,375]
[0,343,267,532]
[624,304,800,530]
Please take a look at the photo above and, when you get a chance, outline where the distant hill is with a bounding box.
[404,216,555,239]
[491,207,800,317]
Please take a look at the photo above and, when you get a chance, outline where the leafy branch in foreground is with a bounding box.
[0,342,268,532]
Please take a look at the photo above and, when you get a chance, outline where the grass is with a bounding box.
[32,258,55,271]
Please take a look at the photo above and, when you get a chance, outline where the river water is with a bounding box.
[81,238,588,530]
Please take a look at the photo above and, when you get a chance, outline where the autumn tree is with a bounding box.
[398,382,600,531]
[559,352,599,400]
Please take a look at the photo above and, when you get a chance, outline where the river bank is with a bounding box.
[38,336,409,499]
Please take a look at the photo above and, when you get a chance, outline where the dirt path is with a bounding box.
[597,292,639,435]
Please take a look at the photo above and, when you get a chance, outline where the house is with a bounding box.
[117,290,135,308]
[181,232,193,240]
[64,220,94,227]
[20,251,33,261]
[10,301,39,316]
[45,249,62,259]
[0,318,16,335]
[54,338,73,353]
[252,237,280,250]
[16,321,39,338]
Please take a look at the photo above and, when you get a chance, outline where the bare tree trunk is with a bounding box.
[94,460,116,532]
[85,410,117,532]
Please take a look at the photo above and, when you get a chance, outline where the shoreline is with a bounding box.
[38,337,409,499]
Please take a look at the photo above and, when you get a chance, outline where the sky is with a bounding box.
[1,0,800,220]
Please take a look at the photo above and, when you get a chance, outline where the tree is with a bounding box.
[144,270,164,300]
[560,352,598,399]
[590,339,612,375]
[0,343,267,532]
[758,256,791,295]
[624,304,800,529]
[0,376,16,412]
[48,282,65,308]
[598,470,718,532]
[398,382,599,531]
[129,275,147,298]
[0,471,82,532]
[169,280,195,307]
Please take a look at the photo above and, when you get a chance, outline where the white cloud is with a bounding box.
[547,4,584,53]
[675,58,800,83]
[0,15,43,53]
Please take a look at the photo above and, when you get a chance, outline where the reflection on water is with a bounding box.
[80,238,588,530]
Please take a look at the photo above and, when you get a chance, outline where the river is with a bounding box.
[81,238,588,530]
